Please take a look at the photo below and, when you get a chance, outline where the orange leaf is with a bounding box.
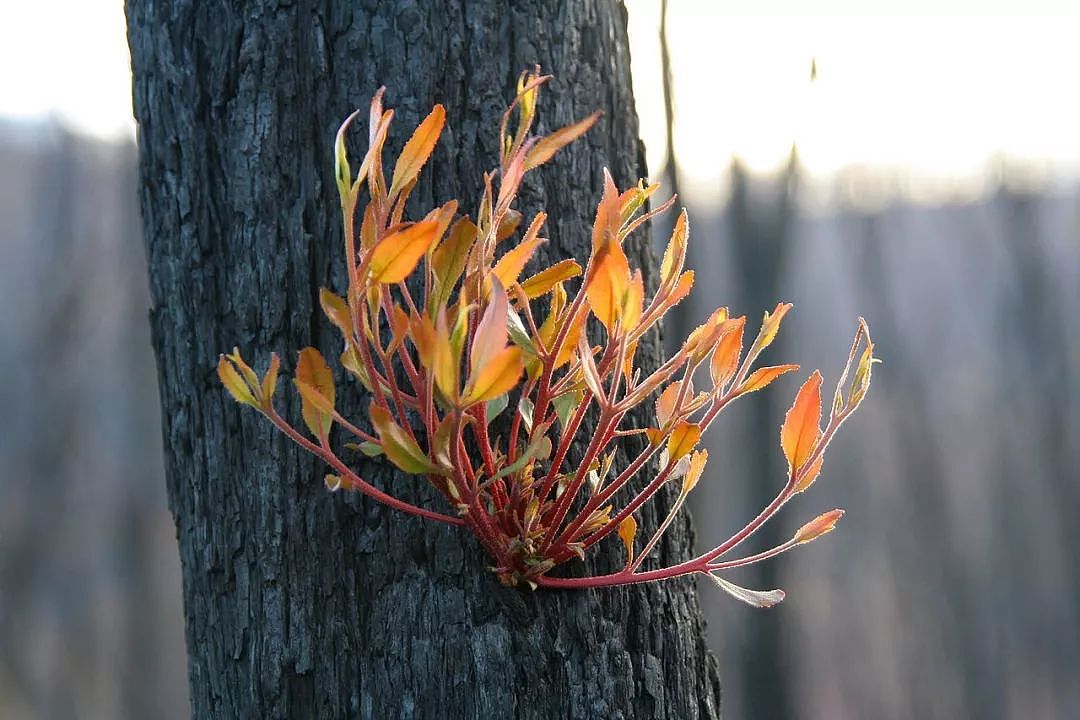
[368,220,440,284]
[524,111,602,170]
[495,208,523,243]
[260,353,280,406]
[660,210,688,287]
[793,509,844,544]
[737,364,799,394]
[622,269,644,331]
[585,239,630,332]
[682,449,708,494]
[617,515,637,566]
[591,169,622,254]
[664,270,695,311]
[390,104,445,197]
[710,316,746,388]
[645,428,665,447]
[781,371,823,473]
[463,346,524,405]
[295,348,335,442]
[492,235,545,290]
[745,302,793,365]
[554,303,588,369]
[320,288,352,339]
[655,382,684,427]
[794,454,824,493]
[666,421,701,462]
[520,259,582,299]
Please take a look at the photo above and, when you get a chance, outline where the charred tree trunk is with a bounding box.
[126,1,721,717]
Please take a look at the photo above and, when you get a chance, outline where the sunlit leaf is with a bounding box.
[585,239,630,332]
[389,104,445,197]
[218,354,258,407]
[492,230,545,289]
[655,382,684,427]
[369,220,440,284]
[464,346,524,405]
[622,269,644,331]
[709,316,745,388]
[295,348,335,442]
[682,449,708,494]
[660,210,688,287]
[666,421,701,462]
[472,276,510,373]
[737,364,799,394]
[520,259,582,299]
[781,371,823,473]
[794,453,824,493]
[524,111,602,170]
[495,208,522,242]
[745,302,793,365]
[793,509,844,544]
[708,574,786,608]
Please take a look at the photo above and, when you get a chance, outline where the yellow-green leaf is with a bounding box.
[430,216,477,312]
[218,355,258,407]
[369,404,441,475]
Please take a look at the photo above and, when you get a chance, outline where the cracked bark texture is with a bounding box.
[126,1,721,717]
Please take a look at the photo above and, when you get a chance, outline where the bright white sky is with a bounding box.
[3,1,1079,204]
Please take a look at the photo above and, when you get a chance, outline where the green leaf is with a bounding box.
[486,393,510,424]
[552,391,581,431]
[369,404,442,475]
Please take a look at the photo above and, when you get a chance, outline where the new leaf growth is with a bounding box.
[219,69,877,604]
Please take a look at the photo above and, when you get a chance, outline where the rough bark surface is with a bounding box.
[127,1,721,717]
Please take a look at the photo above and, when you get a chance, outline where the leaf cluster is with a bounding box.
[220,70,876,601]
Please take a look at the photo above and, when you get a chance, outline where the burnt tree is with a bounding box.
[126,1,721,717]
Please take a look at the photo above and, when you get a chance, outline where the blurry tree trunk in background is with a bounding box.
[126,1,722,717]
[726,155,798,720]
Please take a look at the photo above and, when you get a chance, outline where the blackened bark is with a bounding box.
[126,1,721,717]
